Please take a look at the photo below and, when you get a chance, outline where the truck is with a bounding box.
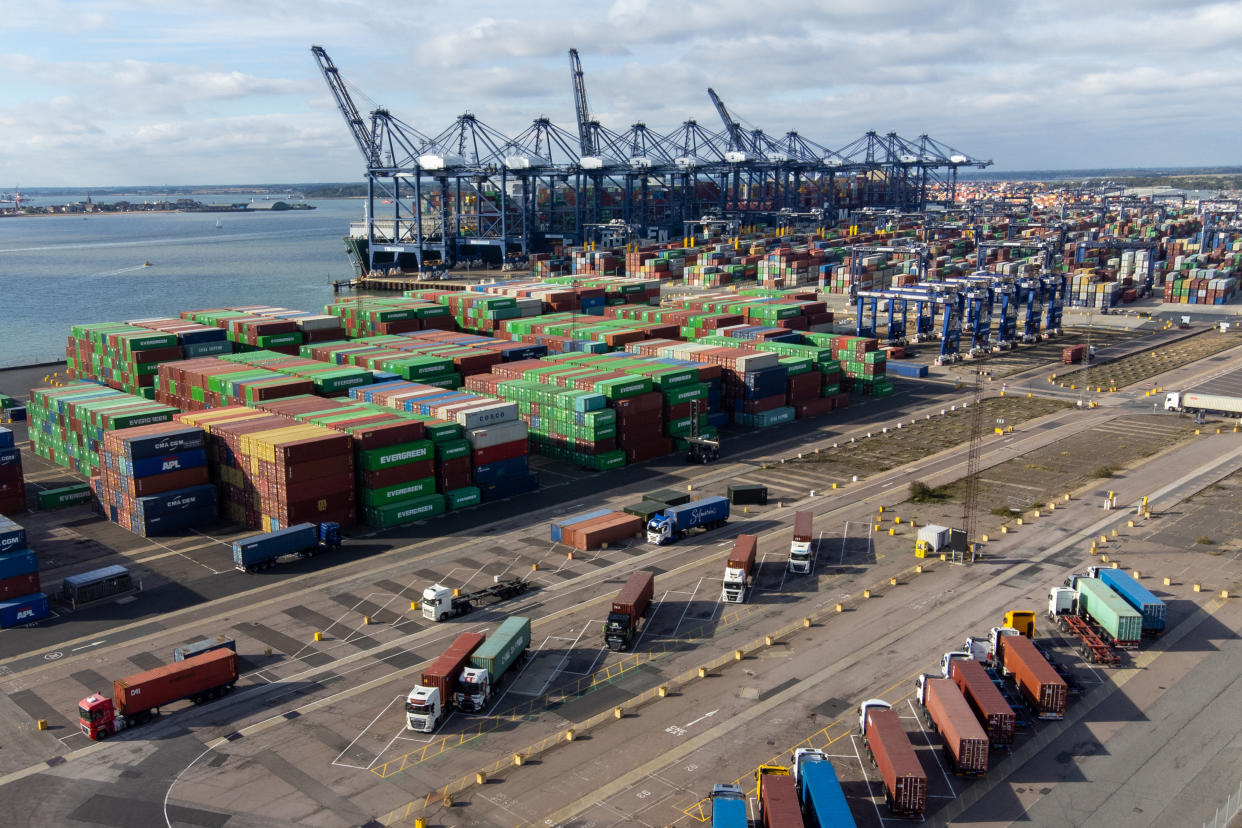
[232,522,341,572]
[1165,389,1242,418]
[646,496,729,545]
[1092,566,1166,634]
[709,783,748,828]
[858,699,926,816]
[605,570,654,650]
[915,675,989,775]
[78,648,237,740]
[1075,577,1143,647]
[1048,587,1121,665]
[994,628,1067,719]
[1003,609,1036,637]
[941,652,1015,747]
[793,747,856,827]
[173,635,236,662]
[421,577,532,621]
[788,511,814,574]
[914,524,952,558]
[454,615,531,712]
[721,534,758,603]
[405,632,485,732]
[755,764,804,828]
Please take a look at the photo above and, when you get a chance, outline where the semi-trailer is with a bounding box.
[605,570,654,650]
[1165,389,1242,417]
[421,577,531,621]
[646,496,729,545]
[994,628,1067,719]
[788,511,814,574]
[721,534,758,603]
[405,632,485,732]
[858,699,927,816]
[709,783,748,828]
[793,747,856,827]
[915,675,989,775]
[941,652,1015,747]
[1091,566,1165,634]
[232,521,341,571]
[1075,578,1143,647]
[756,765,805,828]
[78,648,237,739]
[1048,587,1121,665]
[454,615,531,712]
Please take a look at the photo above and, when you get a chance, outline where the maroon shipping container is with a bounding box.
[949,658,1015,746]
[563,512,643,551]
[359,461,435,489]
[612,570,654,624]
[1062,344,1086,364]
[999,634,1067,719]
[114,466,210,497]
[728,534,758,572]
[922,678,988,775]
[863,704,927,815]
[758,772,803,827]
[113,649,238,716]
[793,511,813,544]
[0,572,39,601]
[420,632,485,700]
[471,439,527,467]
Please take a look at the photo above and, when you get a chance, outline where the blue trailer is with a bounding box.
[794,748,856,827]
[709,784,747,828]
[1094,567,1166,634]
[174,635,237,662]
[0,548,37,581]
[232,522,341,572]
[0,592,49,628]
[646,496,729,545]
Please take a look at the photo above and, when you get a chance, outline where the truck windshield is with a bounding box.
[405,701,431,715]
[78,706,101,722]
[605,613,628,629]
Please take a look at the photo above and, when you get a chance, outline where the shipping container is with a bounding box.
[758,771,804,828]
[1076,578,1143,646]
[0,548,37,581]
[61,565,133,607]
[998,633,1067,719]
[173,635,236,662]
[727,483,768,505]
[113,648,238,715]
[862,702,926,815]
[0,592,48,627]
[949,657,1015,746]
[1096,568,1166,633]
[468,616,531,682]
[920,677,988,775]
[418,632,485,700]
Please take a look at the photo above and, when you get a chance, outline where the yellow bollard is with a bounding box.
[601,542,609,550]
[531,562,538,571]
[874,524,881,532]
[1223,590,1231,599]
[981,534,989,542]
[894,516,901,524]
[313,631,323,642]
[513,753,524,766]
[764,635,773,646]
[1016,518,1024,526]
[567,551,574,560]
[1194,583,1202,593]
[1034,510,1041,518]
[1164,577,1172,586]
[453,587,461,597]
[940,553,947,561]
[476,772,487,785]
[1100,534,1108,544]
[415,819,427,828]
[698,667,708,678]
[1111,561,1120,569]
[878,506,884,513]
[363,615,372,625]
[659,685,669,698]
[1111,529,1118,537]
[832,482,838,489]
[686,483,693,491]
[1000,526,1008,535]
[1132,570,1141,579]
[915,565,923,574]
[803,616,813,627]
[888,528,895,536]
[1064,493,1071,501]
[264,647,273,657]
[863,589,871,599]
[614,706,624,719]
[1127,520,1134,528]
[889,577,897,586]
[744,506,749,514]
[734,650,743,661]
[37,719,47,731]
[835,603,843,613]
[1101,554,1110,563]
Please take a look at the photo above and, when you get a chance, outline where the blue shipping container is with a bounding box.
[120,447,207,478]
[799,757,857,828]
[233,523,318,569]
[0,548,37,580]
[0,592,49,627]
[0,517,26,555]
[710,792,747,828]
[885,361,930,379]
[173,635,237,662]
[473,456,530,485]
[134,484,217,518]
[0,427,12,449]
[1097,569,1166,632]
[660,497,730,532]
[0,447,20,470]
[113,426,205,460]
[132,505,218,537]
[481,472,539,501]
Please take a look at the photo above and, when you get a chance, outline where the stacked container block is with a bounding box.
[0,516,48,626]
[214,351,373,397]
[155,357,316,410]
[0,428,24,514]
[95,423,216,536]
[28,384,179,475]
[323,297,452,338]
[64,322,227,399]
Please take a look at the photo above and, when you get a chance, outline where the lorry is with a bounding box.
[755,764,804,828]
[232,522,341,572]
[421,577,532,621]
[941,652,1015,747]
[78,648,237,739]
[405,632,484,732]
[721,534,758,603]
[788,511,814,574]
[709,783,748,828]
[1165,389,1242,418]
[1003,609,1036,637]
[1092,566,1165,634]
[173,635,236,662]
[1074,577,1143,647]
[915,675,989,775]
[605,570,655,650]
[1048,587,1121,665]
[646,496,729,545]
[993,628,1067,719]
[858,699,926,816]
[454,615,531,712]
[914,524,952,558]
[792,747,856,827]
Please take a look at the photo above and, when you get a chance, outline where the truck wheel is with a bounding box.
[96,729,107,740]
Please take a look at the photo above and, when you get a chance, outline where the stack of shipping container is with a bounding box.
[155,357,316,410]
[215,351,373,397]
[0,515,48,627]
[0,427,24,515]
[28,384,180,476]
[64,321,227,398]
[94,423,216,536]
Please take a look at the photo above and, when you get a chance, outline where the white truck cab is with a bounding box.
[405,685,442,732]
[1048,586,1076,619]
[940,651,972,679]
[1164,391,1181,411]
[858,697,893,734]
[453,668,492,712]
[421,584,454,621]
[988,626,1020,673]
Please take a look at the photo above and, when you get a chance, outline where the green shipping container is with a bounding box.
[359,477,437,507]
[358,440,434,471]
[1076,578,1143,643]
[363,493,447,527]
[38,483,92,509]
[446,486,482,510]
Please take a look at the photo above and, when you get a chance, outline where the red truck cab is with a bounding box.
[79,693,120,739]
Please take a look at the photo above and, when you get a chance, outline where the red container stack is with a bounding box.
[0,427,24,515]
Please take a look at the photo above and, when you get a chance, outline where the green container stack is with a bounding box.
[215,351,373,397]
[28,383,179,474]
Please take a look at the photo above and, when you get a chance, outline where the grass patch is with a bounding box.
[909,480,953,503]
[1196,536,1215,545]
[1091,465,1120,478]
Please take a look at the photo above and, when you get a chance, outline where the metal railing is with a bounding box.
[1204,779,1242,828]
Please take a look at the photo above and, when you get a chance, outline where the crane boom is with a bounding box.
[707,87,747,152]
[569,48,594,157]
[311,45,381,168]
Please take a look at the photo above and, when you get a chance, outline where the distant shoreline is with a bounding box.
[0,205,317,219]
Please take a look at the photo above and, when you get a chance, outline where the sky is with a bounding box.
[1,0,1240,186]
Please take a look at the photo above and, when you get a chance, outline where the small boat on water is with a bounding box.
[215,219,222,229]
[142,261,153,268]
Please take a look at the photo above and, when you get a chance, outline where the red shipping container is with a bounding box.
[115,466,211,497]
[358,460,435,489]
[471,439,528,466]
[0,572,39,601]
[794,398,834,418]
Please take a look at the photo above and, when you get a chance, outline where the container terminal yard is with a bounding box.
[2,51,1242,828]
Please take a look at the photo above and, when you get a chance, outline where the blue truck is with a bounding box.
[709,783,747,828]
[1091,566,1166,634]
[232,522,342,572]
[646,496,729,545]
[794,748,857,827]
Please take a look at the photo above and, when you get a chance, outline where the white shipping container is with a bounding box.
[455,401,519,430]
[466,419,529,449]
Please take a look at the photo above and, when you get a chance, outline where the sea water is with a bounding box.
[0,198,361,367]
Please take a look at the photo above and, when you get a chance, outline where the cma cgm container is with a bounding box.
[1095,568,1166,634]
[1076,577,1143,647]
[997,633,1067,719]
